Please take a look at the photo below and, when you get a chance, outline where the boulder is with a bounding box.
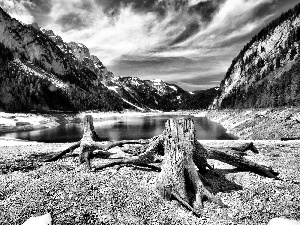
[22,213,52,225]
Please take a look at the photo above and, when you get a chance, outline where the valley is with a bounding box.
[1,1,300,225]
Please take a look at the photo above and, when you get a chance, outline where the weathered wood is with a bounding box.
[206,148,278,178]
[94,135,164,171]
[172,191,201,218]
[156,118,225,213]
[41,115,282,216]
[104,139,149,151]
[79,115,101,169]
[44,142,80,162]
[193,141,209,173]
[231,142,258,153]
[281,137,300,141]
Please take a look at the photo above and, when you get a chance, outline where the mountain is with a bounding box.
[0,7,187,112]
[42,29,187,111]
[179,87,220,110]
[212,3,300,109]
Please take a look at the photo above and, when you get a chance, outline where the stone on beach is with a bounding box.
[268,218,300,225]
[22,213,52,225]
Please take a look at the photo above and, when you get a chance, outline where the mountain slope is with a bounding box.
[42,29,187,111]
[179,87,220,110]
[212,3,300,109]
[0,6,188,112]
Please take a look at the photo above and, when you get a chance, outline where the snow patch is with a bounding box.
[107,86,119,94]
[170,86,177,91]
[121,98,145,111]
[153,79,162,83]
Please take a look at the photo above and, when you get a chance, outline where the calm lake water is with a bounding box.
[1,115,236,142]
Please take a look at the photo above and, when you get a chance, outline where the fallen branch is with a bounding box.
[281,137,300,141]
[231,142,259,153]
[94,135,164,171]
[104,139,149,151]
[44,142,80,162]
[206,147,278,178]
[171,191,201,218]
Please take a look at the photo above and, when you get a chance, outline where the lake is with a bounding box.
[0,115,236,142]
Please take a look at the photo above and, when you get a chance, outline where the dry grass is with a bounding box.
[0,140,299,225]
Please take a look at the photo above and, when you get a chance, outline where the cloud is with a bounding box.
[176,0,275,48]
[176,82,218,90]
[0,0,35,24]
[40,0,219,64]
[42,0,276,65]
[189,0,208,7]
[1,0,277,65]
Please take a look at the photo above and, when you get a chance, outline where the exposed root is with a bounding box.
[44,142,80,162]
[207,147,278,178]
[171,191,201,218]
[104,139,149,151]
[231,142,259,153]
[94,160,161,172]
[93,135,164,171]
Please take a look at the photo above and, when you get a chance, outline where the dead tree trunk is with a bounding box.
[156,118,225,215]
[45,115,108,167]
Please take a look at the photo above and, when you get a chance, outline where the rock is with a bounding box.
[22,213,52,225]
[268,217,300,225]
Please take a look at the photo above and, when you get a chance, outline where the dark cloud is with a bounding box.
[188,0,224,22]
[171,21,200,45]
[57,13,86,31]
[96,0,158,13]
[22,0,51,26]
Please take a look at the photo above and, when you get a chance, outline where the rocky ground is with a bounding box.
[0,139,299,225]
[205,107,300,140]
[0,109,300,224]
[0,112,60,133]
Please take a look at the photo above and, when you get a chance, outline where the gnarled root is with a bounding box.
[94,135,164,171]
[44,142,81,162]
[206,147,278,178]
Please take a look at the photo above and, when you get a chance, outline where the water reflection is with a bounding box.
[0,115,236,142]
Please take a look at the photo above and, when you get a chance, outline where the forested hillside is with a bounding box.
[213,3,300,109]
[179,87,219,110]
[0,42,124,112]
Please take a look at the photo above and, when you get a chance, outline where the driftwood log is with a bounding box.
[45,115,279,215]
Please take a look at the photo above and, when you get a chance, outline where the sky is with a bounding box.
[0,0,298,91]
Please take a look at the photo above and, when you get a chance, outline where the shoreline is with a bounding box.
[205,108,300,140]
[0,110,197,135]
[1,107,300,141]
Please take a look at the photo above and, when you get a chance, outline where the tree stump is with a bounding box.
[79,115,100,169]
[156,118,222,214]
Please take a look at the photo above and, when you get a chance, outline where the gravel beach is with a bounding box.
[0,139,299,225]
[206,108,300,140]
[0,110,300,224]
